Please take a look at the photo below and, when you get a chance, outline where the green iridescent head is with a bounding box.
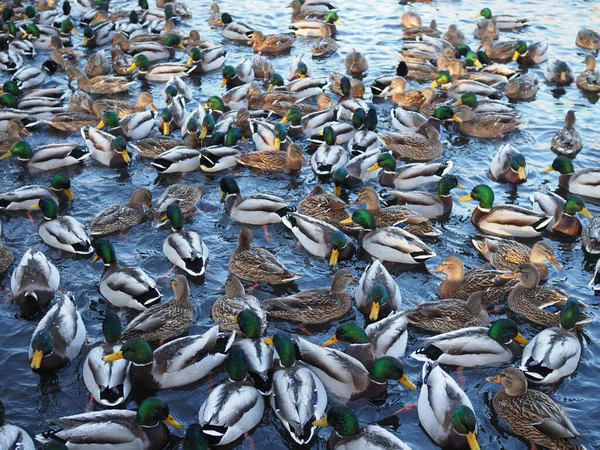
[454,92,478,108]
[137,397,181,429]
[272,332,296,367]
[364,108,377,131]
[224,127,242,146]
[269,73,284,91]
[366,283,389,320]
[2,141,32,161]
[93,239,117,265]
[186,117,200,135]
[460,184,494,208]
[548,156,574,175]
[24,23,41,39]
[323,125,336,145]
[205,96,225,112]
[2,7,14,21]
[433,106,461,123]
[488,318,528,345]
[316,406,360,437]
[50,174,72,195]
[432,70,452,88]
[323,322,368,346]
[451,405,479,447]
[237,309,262,339]
[30,330,54,369]
[438,174,462,196]
[465,51,482,68]
[129,10,139,24]
[102,311,122,344]
[165,203,183,230]
[351,108,366,129]
[478,7,492,19]
[198,114,213,138]
[36,197,59,220]
[347,209,376,230]
[226,347,249,381]
[324,12,341,24]
[164,34,183,49]
[183,424,208,450]
[510,152,526,178]
[455,44,471,57]
[83,25,95,40]
[222,65,237,80]
[2,81,20,97]
[296,61,309,77]
[188,47,202,64]
[369,357,416,389]
[101,111,121,128]
[25,6,36,18]
[110,337,153,364]
[373,153,396,172]
[563,196,590,217]
[514,41,528,59]
[283,107,302,126]
[340,77,351,96]
[220,176,240,199]
[0,93,17,108]
[559,297,580,330]
[59,19,75,35]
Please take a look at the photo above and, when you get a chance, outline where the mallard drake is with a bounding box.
[0,141,90,171]
[67,66,135,94]
[249,120,291,151]
[104,326,234,390]
[551,111,583,157]
[505,264,591,329]
[152,147,201,174]
[211,275,266,333]
[0,401,35,450]
[127,54,193,82]
[161,204,209,277]
[345,48,368,74]
[322,312,409,369]
[155,183,204,215]
[29,291,86,372]
[519,297,582,385]
[82,22,115,48]
[291,12,342,37]
[487,368,584,450]
[311,126,349,176]
[237,142,305,172]
[576,55,600,92]
[411,318,528,367]
[221,58,254,89]
[340,148,385,191]
[229,227,301,285]
[90,187,151,236]
[10,247,59,319]
[220,12,255,41]
[269,332,327,445]
[475,8,529,30]
[418,362,480,450]
[97,110,156,141]
[531,192,591,236]
[544,59,574,85]
[92,92,156,120]
[0,37,24,72]
[187,46,227,73]
[379,121,443,161]
[263,269,354,325]
[0,118,29,155]
[314,405,413,449]
[83,311,131,407]
[0,174,72,211]
[583,218,600,254]
[489,143,527,184]
[250,31,295,54]
[380,174,462,219]
[512,39,548,66]
[220,176,290,225]
[459,185,552,237]
[36,397,183,450]
[82,130,132,167]
[391,105,428,133]
[93,239,162,311]
[355,259,402,319]
[370,153,453,190]
[544,156,600,199]
[472,237,561,280]
[430,256,516,302]
[198,348,265,446]
[11,63,57,90]
[341,210,436,264]
[576,28,600,51]
[505,73,539,101]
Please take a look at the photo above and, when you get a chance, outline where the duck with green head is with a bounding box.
[1,140,90,171]
[459,184,552,237]
[531,192,592,236]
[0,173,72,211]
[544,59,574,85]
[200,127,244,172]
[431,70,452,88]
[475,7,529,30]
[465,50,483,68]
[311,125,349,176]
[183,424,208,450]
[544,155,600,199]
[489,143,527,184]
[433,106,463,123]
[186,46,227,74]
[368,153,453,190]
[0,400,35,449]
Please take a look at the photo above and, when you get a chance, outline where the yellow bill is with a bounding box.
[103,350,124,362]
[274,137,281,151]
[164,414,184,429]
[280,116,289,124]
[339,217,354,225]
[367,162,380,172]
[264,337,274,345]
[126,63,137,72]
[334,185,342,196]
[466,431,480,450]
[543,166,554,172]
[220,191,227,202]
[517,166,526,180]
[163,122,170,136]
[514,333,529,345]
[221,78,228,87]
[453,99,463,107]
[474,59,483,68]
[92,254,100,263]
[336,19,344,25]
[30,349,43,369]
[431,80,439,89]
[369,302,380,321]
[458,194,473,202]
[322,335,340,347]
[0,151,13,160]
[65,188,74,200]
[512,51,520,61]
[329,248,339,266]
[96,120,106,129]
[398,374,417,390]
[581,207,593,219]
[267,84,275,93]
[313,416,328,427]
[121,150,131,164]
[187,56,194,66]
[452,115,462,123]
[199,126,208,139]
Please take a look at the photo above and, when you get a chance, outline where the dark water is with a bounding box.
[1,0,600,448]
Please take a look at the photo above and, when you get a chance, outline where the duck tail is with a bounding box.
[410,344,443,362]
[275,205,296,218]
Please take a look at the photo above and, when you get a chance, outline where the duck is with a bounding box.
[513,39,548,66]
[443,24,466,46]
[411,318,528,367]
[121,275,193,343]
[311,126,349,176]
[40,111,98,133]
[155,183,204,215]
[489,143,527,184]
[0,173,72,211]
[313,405,413,450]
[369,153,453,190]
[161,204,209,277]
[322,312,409,369]
[130,136,183,158]
[220,12,255,41]
[36,397,183,450]
[83,131,132,167]
[403,19,441,39]
[113,33,176,63]
[355,259,402,320]
[288,0,327,21]
[0,141,90,171]
[544,59,574,85]
[29,291,86,372]
[220,176,290,225]
[531,192,592,236]
[126,53,193,81]
[0,118,29,155]
[459,184,552,237]
[152,147,201,174]
[297,185,358,233]
[92,239,162,311]
[371,62,409,98]
[250,31,295,54]
[519,297,582,385]
[550,111,583,157]
[379,121,443,161]
[576,28,600,51]
[340,210,436,264]
[237,142,305,172]
[198,347,265,446]
[199,130,244,173]
[477,36,520,63]
[0,400,35,450]
[10,248,59,318]
[82,22,115,48]
[229,227,301,285]
[221,58,254,89]
[380,174,462,219]
[583,218,600,254]
[418,362,480,450]
[85,50,110,77]
[187,46,227,73]
[291,12,342,37]
[97,110,157,141]
[92,92,156,120]
[269,332,327,445]
[487,368,584,450]
[103,326,234,390]
[544,156,600,199]
[329,72,365,98]
[472,237,561,280]
[262,269,354,325]
[0,223,13,276]
[90,187,151,236]
[505,73,539,101]
[83,311,131,407]
[211,275,267,333]
[67,66,135,94]
[475,7,529,30]
[345,48,368,74]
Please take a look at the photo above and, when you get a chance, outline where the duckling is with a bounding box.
[90,188,151,237]
[544,156,600,199]
[211,275,266,333]
[544,59,574,85]
[250,31,295,54]
[489,143,527,184]
[531,193,591,236]
[576,28,600,51]
[576,55,600,92]
[550,111,583,157]
[345,48,368,74]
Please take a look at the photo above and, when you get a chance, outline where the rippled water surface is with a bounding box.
[1,0,600,448]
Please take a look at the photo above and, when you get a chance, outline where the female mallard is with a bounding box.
[1,141,90,171]
[487,368,584,450]
[544,156,600,199]
[121,275,193,343]
[90,187,151,236]
[220,176,290,225]
[519,297,582,385]
[0,223,13,276]
[269,332,327,445]
[103,326,234,390]
[403,19,441,39]
[551,111,582,157]
[83,131,132,167]
[298,185,356,232]
[155,183,204,215]
[418,362,480,450]
[263,269,354,325]
[355,259,402,320]
[341,210,436,264]
[369,153,453,190]
[322,312,409,369]
[475,7,529,30]
[34,197,92,255]
[313,405,413,450]
[379,121,443,161]
[505,264,591,329]
[431,256,516,302]
[85,50,110,77]
[288,0,327,21]
[453,106,520,138]
[126,53,193,82]
[0,174,72,211]
[92,92,156,120]
[229,227,301,285]
[83,311,131,407]
[36,397,183,450]
[583,218,600,254]
[93,239,162,311]
[198,348,265,446]
[576,28,600,50]
[345,48,368,74]
[380,174,462,219]
[411,318,528,367]
[29,291,86,372]
[459,184,552,237]
[237,142,305,172]
[472,237,561,280]
[531,192,591,236]
[113,33,176,63]
[489,143,527,184]
[0,119,29,155]
[249,31,295,54]
[0,401,35,450]
[66,66,135,94]
[212,275,266,333]
[544,59,574,85]
[505,73,539,101]
[161,204,209,277]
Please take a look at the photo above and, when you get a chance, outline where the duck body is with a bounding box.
[155,184,204,215]
[151,147,201,174]
[24,144,90,171]
[163,226,209,277]
[11,249,59,316]
[211,275,267,333]
[90,188,151,236]
[328,425,413,450]
[83,341,131,407]
[39,214,93,255]
[355,224,436,264]
[82,128,132,167]
[224,193,289,225]
[98,260,161,311]
[355,260,402,319]
[469,204,551,238]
